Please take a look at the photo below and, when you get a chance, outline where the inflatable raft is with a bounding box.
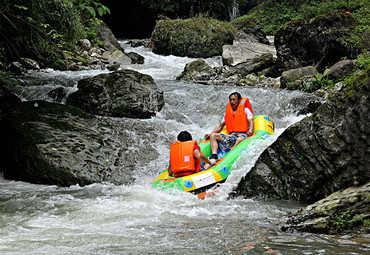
[152,115,274,198]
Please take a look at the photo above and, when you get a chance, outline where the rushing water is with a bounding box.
[1,41,369,254]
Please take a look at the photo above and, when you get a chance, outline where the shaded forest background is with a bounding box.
[0,0,369,69]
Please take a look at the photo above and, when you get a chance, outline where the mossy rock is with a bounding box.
[151,15,236,58]
[50,59,68,71]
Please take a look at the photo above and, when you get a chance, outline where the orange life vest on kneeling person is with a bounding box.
[225,97,253,133]
[170,140,201,177]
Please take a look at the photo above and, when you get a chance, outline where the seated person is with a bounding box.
[205,92,254,165]
[168,131,212,178]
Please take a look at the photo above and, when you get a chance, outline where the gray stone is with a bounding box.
[97,22,123,51]
[282,182,370,234]
[325,60,357,80]
[66,69,164,118]
[222,41,276,66]
[275,11,356,72]
[7,62,27,75]
[126,52,145,64]
[0,99,159,187]
[79,39,91,50]
[176,59,217,83]
[21,58,40,70]
[233,67,370,204]
[280,66,318,89]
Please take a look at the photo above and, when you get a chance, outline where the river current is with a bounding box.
[1,41,368,254]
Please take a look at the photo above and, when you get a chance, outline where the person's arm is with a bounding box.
[247,118,254,136]
[205,122,226,139]
[168,162,174,177]
[194,150,212,165]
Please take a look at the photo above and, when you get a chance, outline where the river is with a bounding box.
[0,41,368,254]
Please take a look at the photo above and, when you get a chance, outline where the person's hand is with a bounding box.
[204,133,211,140]
[247,130,253,136]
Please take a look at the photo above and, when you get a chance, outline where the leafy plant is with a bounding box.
[364,219,370,227]
[240,0,370,35]
[300,73,335,92]
[74,0,110,19]
[331,210,352,230]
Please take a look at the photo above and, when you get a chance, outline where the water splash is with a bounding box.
[1,41,363,254]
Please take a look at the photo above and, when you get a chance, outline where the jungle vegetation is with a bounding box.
[0,0,110,68]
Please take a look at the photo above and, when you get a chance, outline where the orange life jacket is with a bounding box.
[225,97,254,133]
[170,140,201,177]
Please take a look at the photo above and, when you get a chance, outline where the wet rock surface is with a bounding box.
[282,182,370,234]
[233,67,370,204]
[66,69,164,118]
[0,90,159,186]
[275,10,355,73]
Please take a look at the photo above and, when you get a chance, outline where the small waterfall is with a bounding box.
[230,0,240,21]
[0,40,363,255]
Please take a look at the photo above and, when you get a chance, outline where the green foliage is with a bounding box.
[364,219,370,227]
[137,0,234,20]
[0,0,87,66]
[331,210,352,230]
[284,141,293,155]
[331,210,370,232]
[74,0,110,19]
[301,73,335,92]
[344,50,370,93]
[242,0,370,35]
[0,0,111,67]
[0,70,13,86]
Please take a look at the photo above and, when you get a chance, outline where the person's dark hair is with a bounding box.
[177,131,192,141]
[229,92,242,100]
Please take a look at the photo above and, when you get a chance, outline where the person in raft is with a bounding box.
[205,92,254,165]
[168,131,212,178]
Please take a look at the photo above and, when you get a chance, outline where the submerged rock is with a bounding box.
[67,69,164,118]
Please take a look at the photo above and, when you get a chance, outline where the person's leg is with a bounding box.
[229,136,244,150]
[229,134,248,150]
[209,133,223,155]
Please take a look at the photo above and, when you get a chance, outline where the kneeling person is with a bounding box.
[168,131,212,178]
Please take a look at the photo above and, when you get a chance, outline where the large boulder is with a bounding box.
[176,59,217,83]
[222,41,276,66]
[220,53,276,79]
[275,10,356,73]
[0,98,162,186]
[232,17,270,45]
[67,69,164,118]
[288,94,325,115]
[0,83,21,115]
[280,66,319,90]
[324,60,357,80]
[233,66,370,204]
[150,16,235,58]
[282,182,370,234]
[97,21,124,52]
